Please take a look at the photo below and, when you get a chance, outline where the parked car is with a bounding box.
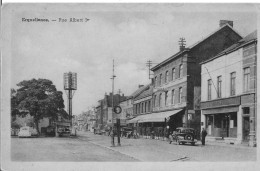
[170,127,197,146]
[18,126,38,138]
[57,127,71,137]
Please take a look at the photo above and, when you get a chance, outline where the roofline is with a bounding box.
[151,24,242,71]
[151,49,189,71]
[200,39,257,65]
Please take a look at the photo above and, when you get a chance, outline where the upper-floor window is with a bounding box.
[148,101,151,112]
[179,87,182,103]
[159,93,162,107]
[155,76,157,87]
[165,91,168,106]
[208,79,212,100]
[153,95,156,107]
[165,71,169,83]
[230,72,236,96]
[172,68,176,81]
[135,104,138,114]
[179,64,183,78]
[171,89,175,105]
[217,76,222,98]
[141,103,144,113]
[145,102,147,113]
[160,74,163,86]
[243,67,250,92]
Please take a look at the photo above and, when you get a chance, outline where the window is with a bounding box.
[244,67,250,92]
[208,79,212,100]
[135,105,138,114]
[159,93,162,107]
[179,64,183,78]
[160,74,163,85]
[148,101,151,112]
[165,71,169,83]
[230,72,236,96]
[217,76,222,98]
[155,76,157,87]
[171,89,175,105]
[165,91,168,106]
[145,102,147,113]
[154,95,156,107]
[141,103,144,113]
[243,107,250,114]
[179,87,182,103]
[172,68,176,81]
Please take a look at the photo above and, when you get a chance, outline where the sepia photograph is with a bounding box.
[1,2,259,171]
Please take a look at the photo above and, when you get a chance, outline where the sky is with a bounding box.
[10,3,258,115]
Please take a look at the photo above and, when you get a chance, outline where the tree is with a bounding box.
[14,78,65,134]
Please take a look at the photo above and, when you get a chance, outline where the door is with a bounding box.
[243,117,250,141]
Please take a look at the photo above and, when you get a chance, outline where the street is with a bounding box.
[11,131,256,162]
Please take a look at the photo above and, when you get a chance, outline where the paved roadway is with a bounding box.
[11,131,256,162]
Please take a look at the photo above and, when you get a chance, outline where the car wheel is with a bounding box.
[185,134,193,141]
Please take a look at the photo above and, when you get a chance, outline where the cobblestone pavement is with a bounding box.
[77,131,257,162]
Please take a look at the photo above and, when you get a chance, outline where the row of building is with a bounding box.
[94,20,257,147]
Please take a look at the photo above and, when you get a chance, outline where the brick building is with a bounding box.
[150,21,242,133]
[200,30,257,146]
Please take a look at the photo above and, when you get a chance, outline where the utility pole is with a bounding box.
[179,37,186,51]
[110,59,116,147]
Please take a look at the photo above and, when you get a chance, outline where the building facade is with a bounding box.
[200,31,257,146]
[119,96,134,126]
[151,21,242,133]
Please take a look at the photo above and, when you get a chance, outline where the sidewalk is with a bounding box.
[77,131,256,162]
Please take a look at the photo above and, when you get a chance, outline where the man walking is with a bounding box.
[201,128,207,146]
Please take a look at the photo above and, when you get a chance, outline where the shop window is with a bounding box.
[243,107,250,114]
[230,113,237,127]
[243,67,250,92]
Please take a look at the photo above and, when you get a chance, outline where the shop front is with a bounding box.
[201,96,243,144]
[127,109,184,140]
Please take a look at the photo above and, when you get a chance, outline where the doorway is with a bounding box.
[243,116,250,141]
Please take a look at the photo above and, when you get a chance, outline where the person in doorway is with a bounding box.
[201,128,207,146]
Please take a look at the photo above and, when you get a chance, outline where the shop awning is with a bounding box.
[126,115,146,124]
[138,109,183,123]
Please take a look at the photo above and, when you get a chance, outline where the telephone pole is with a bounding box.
[110,59,116,147]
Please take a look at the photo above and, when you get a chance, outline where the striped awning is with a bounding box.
[126,109,183,123]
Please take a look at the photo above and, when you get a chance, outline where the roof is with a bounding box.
[134,85,153,101]
[200,30,257,65]
[130,84,150,98]
[151,24,242,71]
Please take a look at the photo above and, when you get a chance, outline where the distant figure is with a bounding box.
[201,128,207,145]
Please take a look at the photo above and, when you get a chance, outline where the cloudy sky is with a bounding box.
[10,3,257,115]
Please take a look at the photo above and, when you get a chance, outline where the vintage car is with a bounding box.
[18,126,38,138]
[169,127,197,146]
[57,127,71,137]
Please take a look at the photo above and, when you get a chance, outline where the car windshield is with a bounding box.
[181,129,194,133]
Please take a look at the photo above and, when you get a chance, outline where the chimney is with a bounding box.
[219,20,233,28]
[139,85,144,88]
[179,37,186,51]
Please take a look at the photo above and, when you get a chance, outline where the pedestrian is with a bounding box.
[201,128,207,146]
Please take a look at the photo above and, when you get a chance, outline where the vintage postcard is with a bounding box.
[1,3,259,171]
